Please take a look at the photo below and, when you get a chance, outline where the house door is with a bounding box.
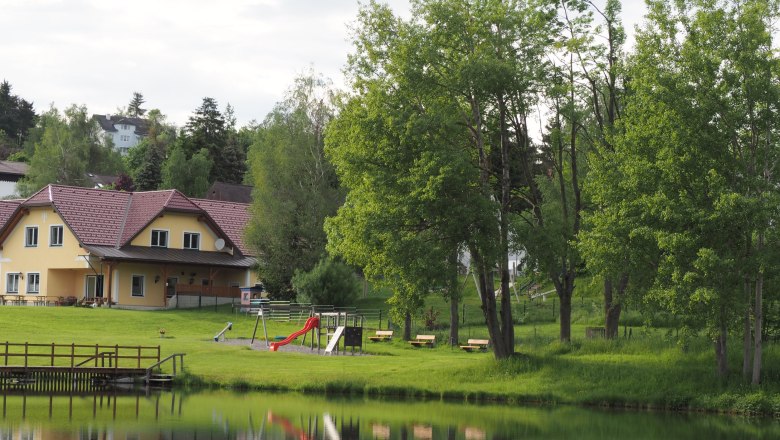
[86,275,104,298]
[166,277,178,298]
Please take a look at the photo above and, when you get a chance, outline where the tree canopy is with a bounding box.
[0,80,37,156]
[246,72,344,299]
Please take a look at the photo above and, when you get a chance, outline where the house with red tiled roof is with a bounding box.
[0,184,258,309]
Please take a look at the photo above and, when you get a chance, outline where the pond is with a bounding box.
[0,389,777,439]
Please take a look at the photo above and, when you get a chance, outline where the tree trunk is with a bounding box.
[471,248,509,359]
[403,311,412,342]
[557,275,574,342]
[752,265,764,385]
[559,291,572,342]
[742,278,752,379]
[554,268,576,342]
[497,94,515,354]
[449,294,459,346]
[715,319,728,379]
[605,274,628,339]
[604,279,617,339]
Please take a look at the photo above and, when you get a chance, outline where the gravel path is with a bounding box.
[220,338,369,356]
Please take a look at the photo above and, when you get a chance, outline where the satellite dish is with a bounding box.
[214,238,225,251]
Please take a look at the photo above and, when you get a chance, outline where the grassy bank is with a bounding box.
[0,305,779,417]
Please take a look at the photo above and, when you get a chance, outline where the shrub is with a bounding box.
[292,257,360,306]
[422,307,439,330]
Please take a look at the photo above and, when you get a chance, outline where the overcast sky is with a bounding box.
[0,0,648,128]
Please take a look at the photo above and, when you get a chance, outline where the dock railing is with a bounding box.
[1,342,161,369]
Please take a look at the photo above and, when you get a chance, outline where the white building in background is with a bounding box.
[93,114,148,155]
[0,160,28,198]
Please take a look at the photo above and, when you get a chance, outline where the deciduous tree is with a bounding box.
[246,72,343,299]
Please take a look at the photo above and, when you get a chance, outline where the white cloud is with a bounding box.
[0,0,645,127]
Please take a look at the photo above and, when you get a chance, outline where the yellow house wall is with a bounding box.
[0,207,89,298]
[113,263,166,308]
[0,207,254,307]
[130,212,221,251]
[112,263,248,308]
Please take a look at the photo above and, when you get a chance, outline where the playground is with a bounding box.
[244,300,369,355]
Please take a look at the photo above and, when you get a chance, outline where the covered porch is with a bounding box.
[83,245,256,309]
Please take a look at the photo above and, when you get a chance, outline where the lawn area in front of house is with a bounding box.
[1,305,780,416]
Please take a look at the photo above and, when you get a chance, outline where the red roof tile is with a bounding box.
[0,200,21,227]
[48,186,131,246]
[192,198,252,255]
[164,191,202,212]
[118,190,203,245]
[5,185,253,256]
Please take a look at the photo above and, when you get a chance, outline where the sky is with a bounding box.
[0,0,648,128]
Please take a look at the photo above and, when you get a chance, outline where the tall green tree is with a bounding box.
[327,0,555,356]
[584,0,780,379]
[18,105,92,195]
[517,0,627,341]
[246,72,343,299]
[160,145,212,197]
[127,92,146,117]
[129,109,176,191]
[17,104,122,196]
[0,80,37,155]
[181,97,245,185]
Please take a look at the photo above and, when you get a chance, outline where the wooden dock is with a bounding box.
[0,342,185,391]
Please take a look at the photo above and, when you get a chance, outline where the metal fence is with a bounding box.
[236,300,387,328]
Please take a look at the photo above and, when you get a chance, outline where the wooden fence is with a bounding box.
[1,342,160,369]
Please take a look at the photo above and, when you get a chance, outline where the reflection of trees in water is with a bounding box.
[0,389,185,439]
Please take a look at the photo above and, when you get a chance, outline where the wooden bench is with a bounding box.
[460,339,490,352]
[369,330,393,342]
[409,335,435,347]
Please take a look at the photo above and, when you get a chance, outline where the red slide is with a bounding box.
[269,316,320,352]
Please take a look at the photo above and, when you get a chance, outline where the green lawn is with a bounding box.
[1,303,779,416]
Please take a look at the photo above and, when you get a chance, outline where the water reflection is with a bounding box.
[0,389,777,439]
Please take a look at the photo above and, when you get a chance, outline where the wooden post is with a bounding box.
[51,343,55,366]
[3,341,7,366]
[161,265,169,308]
[24,342,28,368]
[70,343,74,368]
[94,344,98,367]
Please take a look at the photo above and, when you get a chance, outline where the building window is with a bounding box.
[27,273,40,294]
[183,232,200,250]
[50,225,63,246]
[151,230,168,248]
[25,226,38,247]
[131,275,144,297]
[119,134,130,142]
[6,273,19,293]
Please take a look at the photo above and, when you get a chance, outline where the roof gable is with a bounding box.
[192,198,252,255]
[0,185,253,255]
[48,186,132,246]
[119,190,203,246]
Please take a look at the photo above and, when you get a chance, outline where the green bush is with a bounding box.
[291,257,360,306]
